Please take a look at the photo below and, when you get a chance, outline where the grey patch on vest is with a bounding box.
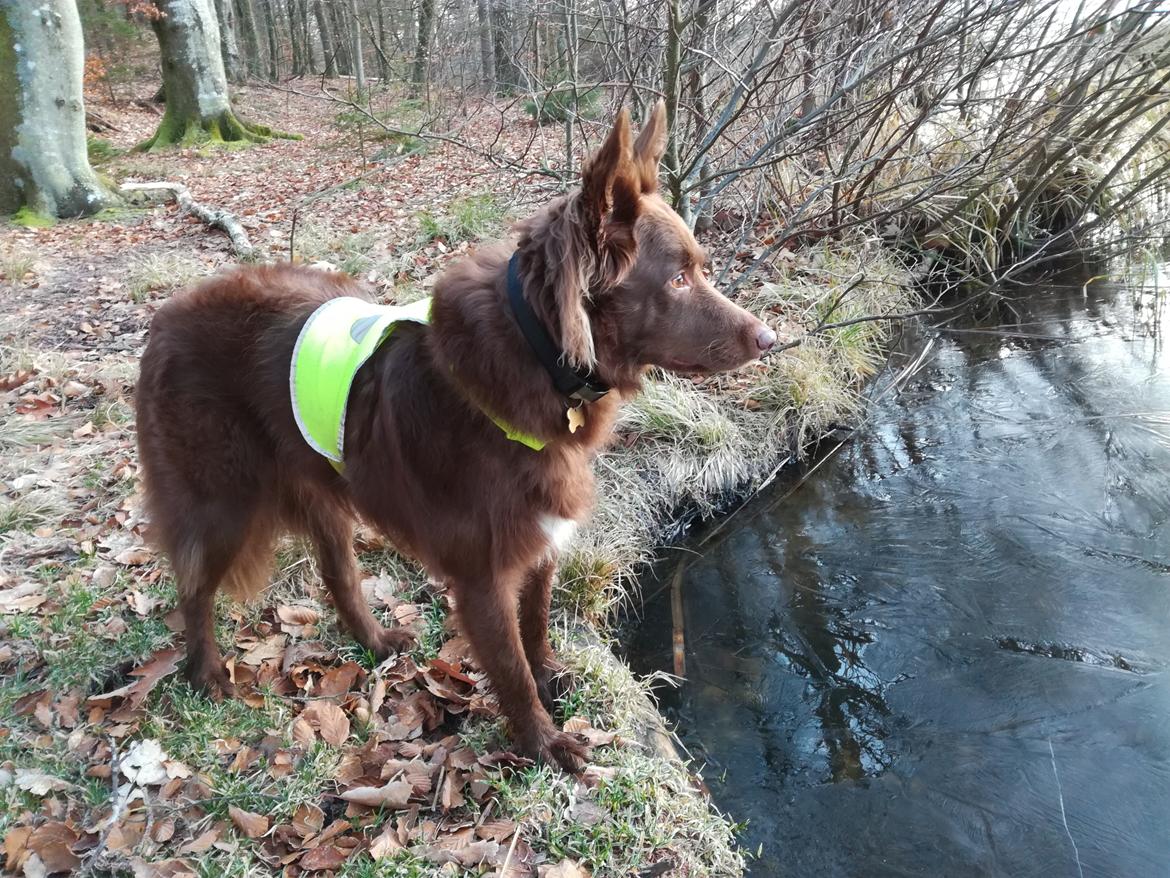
[350,314,380,343]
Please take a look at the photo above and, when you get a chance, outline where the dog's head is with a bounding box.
[536,102,777,383]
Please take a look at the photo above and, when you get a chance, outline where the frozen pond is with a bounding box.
[629,271,1170,877]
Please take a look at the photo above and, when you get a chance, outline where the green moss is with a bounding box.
[86,136,121,163]
[10,206,54,228]
[138,108,296,152]
[80,204,147,224]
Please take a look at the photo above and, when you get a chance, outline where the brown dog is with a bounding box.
[135,103,776,770]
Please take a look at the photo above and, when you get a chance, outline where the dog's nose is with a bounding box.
[756,326,777,352]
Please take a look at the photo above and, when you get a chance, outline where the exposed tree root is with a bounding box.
[137,108,298,152]
[120,181,255,259]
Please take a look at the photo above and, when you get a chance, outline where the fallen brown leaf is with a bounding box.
[14,769,73,796]
[88,648,181,712]
[0,582,46,614]
[299,844,351,871]
[339,780,413,809]
[25,821,80,874]
[177,829,218,855]
[301,700,349,746]
[290,802,325,838]
[276,604,320,625]
[291,716,317,747]
[476,819,517,843]
[368,823,405,860]
[3,825,31,872]
[539,860,592,878]
[151,818,176,843]
[420,837,504,867]
[129,856,199,878]
[239,633,286,666]
[114,546,153,566]
[229,806,269,839]
[315,661,365,697]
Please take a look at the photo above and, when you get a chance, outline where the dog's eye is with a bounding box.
[669,271,689,290]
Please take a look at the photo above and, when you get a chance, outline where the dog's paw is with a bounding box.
[539,730,592,773]
[373,625,416,659]
[185,658,236,701]
[520,723,592,773]
[535,659,576,713]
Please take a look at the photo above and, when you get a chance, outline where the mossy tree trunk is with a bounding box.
[0,0,114,220]
[141,0,272,149]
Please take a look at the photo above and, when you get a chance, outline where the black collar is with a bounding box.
[507,252,609,404]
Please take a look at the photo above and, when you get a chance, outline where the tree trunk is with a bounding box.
[411,0,435,93]
[299,0,318,73]
[663,0,682,212]
[313,0,337,76]
[375,1,389,80]
[214,0,245,82]
[349,0,365,97]
[234,0,266,78]
[490,0,519,92]
[561,0,578,176]
[258,0,279,79]
[687,0,715,231]
[328,1,352,74]
[142,0,274,149]
[0,0,113,220]
[287,0,304,75]
[475,0,494,91]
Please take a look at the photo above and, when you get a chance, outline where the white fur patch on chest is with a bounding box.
[539,515,578,554]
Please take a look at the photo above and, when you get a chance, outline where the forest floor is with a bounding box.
[0,81,913,877]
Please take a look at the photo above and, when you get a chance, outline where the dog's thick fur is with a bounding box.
[135,104,774,770]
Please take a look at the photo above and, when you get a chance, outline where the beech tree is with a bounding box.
[213,0,244,82]
[140,0,275,149]
[0,0,113,221]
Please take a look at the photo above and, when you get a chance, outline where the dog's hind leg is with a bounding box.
[308,511,416,657]
[519,559,572,712]
[457,576,589,772]
[173,503,269,699]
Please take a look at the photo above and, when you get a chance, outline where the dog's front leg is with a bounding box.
[456,576,589,772]
[519,559,573,712]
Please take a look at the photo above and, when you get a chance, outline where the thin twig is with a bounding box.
[80,736,124,875]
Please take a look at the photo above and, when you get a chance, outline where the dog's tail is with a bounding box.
[142,485,278,606]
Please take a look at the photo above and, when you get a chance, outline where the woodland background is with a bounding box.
[1,1,1169,876]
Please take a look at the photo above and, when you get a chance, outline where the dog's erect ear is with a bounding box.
[632,100,668,192]
[581,108,637,226]
[559,108,640,367]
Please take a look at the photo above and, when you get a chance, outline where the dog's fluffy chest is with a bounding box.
[538,514,578,554]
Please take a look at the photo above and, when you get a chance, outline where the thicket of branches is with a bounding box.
[85,0,1170,290]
